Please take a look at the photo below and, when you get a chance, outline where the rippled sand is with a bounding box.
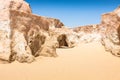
[0,42,120,80]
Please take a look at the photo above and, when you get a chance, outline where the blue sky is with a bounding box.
[26,0,120,27]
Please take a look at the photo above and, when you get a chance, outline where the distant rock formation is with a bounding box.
[73,6,120,57]
[73,25,102,43]
[53,27,78,48]
[0,0,120,63]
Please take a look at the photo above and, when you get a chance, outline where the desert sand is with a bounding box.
[0,42,120,80]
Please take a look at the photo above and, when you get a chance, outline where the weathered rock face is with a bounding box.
[10,10,65,59]
[9,10,64,62]
[0,0,31,62]
[0,0,32,62]
[70,7,120,57]
[72,7,120,57]
[0,0,64,63]
[73,25,102,43]
[0,0,120,63]
[0,20,11,63]
[47,18,64,29]
[100,7,120,57]
[51,27,79,48]
[0,0,32,13]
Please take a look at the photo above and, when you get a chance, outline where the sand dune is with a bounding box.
[0,42,120,80]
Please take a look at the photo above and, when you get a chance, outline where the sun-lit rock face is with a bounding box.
[0,21,11,62]
[51,27,79,48]
[0,0,64,63]
[0,0,32,13]
[71,6,120,57]
[73,25,102,43]
[10,10,65,59]
[0,0,32,63]
[101,6,120,57]
[9,10,64,62]
[0,0,120,63]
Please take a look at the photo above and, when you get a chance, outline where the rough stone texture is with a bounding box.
[72,7,120,57]
[10,10,64,59]
[36,34,58,57]
[0,0,120,63]
[0,21,11,62]
[52,27,79,48]
[9,10,64,62]
[0,0,32,13]
[0,7,11,62]
[100,7,120,57]
[0,0,64,63]
[73,25,102,43]
[71,7,120,57]
[0,0,32,62]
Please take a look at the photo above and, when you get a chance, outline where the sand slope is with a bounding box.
[0,42,120,80]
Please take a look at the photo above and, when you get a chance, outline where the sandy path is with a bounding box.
[0,42,120,80]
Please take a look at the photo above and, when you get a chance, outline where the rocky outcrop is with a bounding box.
[73,25,102,43]
[52,27,79,48]
[0,0,120,63]
[0,0,32,62]
[0,0,64,63]
[10,10,65,59]
[100,7,120,57]
[72,6,120,57]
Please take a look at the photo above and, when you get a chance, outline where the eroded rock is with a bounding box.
[73,25,102,43]
[0,0,120,63]
[100,7,120,57]
[0,0,64,63]
[0,0,32,13]
[52,27,79,48]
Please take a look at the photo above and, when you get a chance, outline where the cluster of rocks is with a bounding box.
[73,24,102,43]
[0,0,120,63]
[0,0,78,63]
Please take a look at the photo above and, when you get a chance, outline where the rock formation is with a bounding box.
[100,7,120,57]
[0,0,120,63]
[52,27,78,48]
[73,25,102,43]
[73,6,120,57]
[0,0,65,63]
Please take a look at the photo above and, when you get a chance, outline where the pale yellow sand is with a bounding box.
[0,42,120,80]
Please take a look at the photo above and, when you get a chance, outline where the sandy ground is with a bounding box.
[0,42,120,80]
